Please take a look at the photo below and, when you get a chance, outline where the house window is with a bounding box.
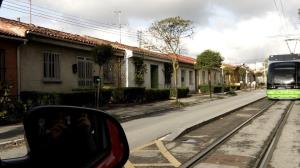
[164,63,172,85]
[103,61,113,83]
[43,52,60,81]
[181,70,185,82]
[0,50,5,81]
[189,71,193,85]
[78,57,93,87]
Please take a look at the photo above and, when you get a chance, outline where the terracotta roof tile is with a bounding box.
[166,54,196,64]
[0,17,196,65]
[0,17,95,45]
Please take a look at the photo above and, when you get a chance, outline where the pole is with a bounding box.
[29,0,32,24]
[114,11,122,43]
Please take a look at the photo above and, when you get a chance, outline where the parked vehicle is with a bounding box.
[0,106,129,168]
[267,54,300,99]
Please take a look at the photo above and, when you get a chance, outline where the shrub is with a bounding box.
[60,92,95,106]
[112,87,145,103]
[177,87,189,98]
[145,89,170,102]
[0,82,25,125]
[213,86,223,93]
[198,85,210,93]
[21,89,113,107]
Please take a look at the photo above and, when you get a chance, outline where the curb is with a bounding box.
[163,96,266,142]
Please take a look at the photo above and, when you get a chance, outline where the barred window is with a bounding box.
[43,52,60,81]
[78,57,93,87]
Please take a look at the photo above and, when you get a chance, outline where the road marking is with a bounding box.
[131,141,156,152]
[133,163,174,167]
[124,160,135,168]
[155,140,181,167]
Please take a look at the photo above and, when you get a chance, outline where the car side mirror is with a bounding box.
[9,106,129,168]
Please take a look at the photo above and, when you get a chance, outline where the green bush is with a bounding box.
[21,89,113,107]
[60,92,95,106]
[213,86,223,93]
[198,85,210,93]
[177,87,189,98]
[1,82,25,125]
[145,89,170,102]
[112,87,145,103]
[199,85,224,93]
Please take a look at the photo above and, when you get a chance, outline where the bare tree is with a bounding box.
[146,16,193,103]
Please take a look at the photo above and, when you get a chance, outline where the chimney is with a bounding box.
[17,17,20,22]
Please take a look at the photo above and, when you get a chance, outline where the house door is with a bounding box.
[151,65,158,88]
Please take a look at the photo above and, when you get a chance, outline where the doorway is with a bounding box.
[151,65,158,88]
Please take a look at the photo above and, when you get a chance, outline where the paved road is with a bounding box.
[0,90,266,160]
[122,89,266,149]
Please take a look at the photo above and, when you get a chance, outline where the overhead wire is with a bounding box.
[2,0,142,38]
[6,0,120,30]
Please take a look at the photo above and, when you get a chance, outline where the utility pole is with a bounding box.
[137,30,142,48]
[114,11,122,43]
[29,0,32,24]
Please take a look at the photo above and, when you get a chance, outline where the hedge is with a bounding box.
[145,89,170,102]
[177,87,189,98]
[20,89,113,107]
[112,87,145,103]
[198,85,227,93]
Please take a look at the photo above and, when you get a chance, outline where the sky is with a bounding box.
[1,0,300,69]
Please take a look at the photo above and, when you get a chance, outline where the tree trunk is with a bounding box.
[173,63,178,103]
[208,70,212,99]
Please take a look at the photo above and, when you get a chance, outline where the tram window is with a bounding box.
[269,63,296,85]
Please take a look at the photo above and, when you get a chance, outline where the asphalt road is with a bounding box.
[122,89,266,149]
[0,90,266,160]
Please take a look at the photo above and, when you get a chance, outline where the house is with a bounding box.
[0,17,125,98]
[112,43,197,92]
[222,63,256,87]
[0,16,223,98]
[84,36,198,92]
[196,68,222,87]
[0,22,25,97]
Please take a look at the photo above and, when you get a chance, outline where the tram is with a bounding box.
[267,54,300,99]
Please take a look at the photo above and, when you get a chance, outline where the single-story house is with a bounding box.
[0,17,125,97]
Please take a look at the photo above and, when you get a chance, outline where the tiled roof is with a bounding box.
[0,17,196,65]
[167,54,196,64]
[0,17,95,45]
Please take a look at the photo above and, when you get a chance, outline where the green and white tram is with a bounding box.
[267,54,300,99]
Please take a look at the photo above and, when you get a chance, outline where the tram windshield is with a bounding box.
[267,62,299,87]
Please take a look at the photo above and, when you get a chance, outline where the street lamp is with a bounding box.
[221,65,225,93]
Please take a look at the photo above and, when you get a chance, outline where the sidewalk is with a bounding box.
[107,93,226,122]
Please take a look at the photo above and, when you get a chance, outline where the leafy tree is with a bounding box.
[147,16,193,103]
[195,50,223,98]
[92,44,113,108]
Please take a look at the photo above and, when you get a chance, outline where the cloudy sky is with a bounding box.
[1,0,300,69]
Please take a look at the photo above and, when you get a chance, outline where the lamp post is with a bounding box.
[221,65,224,93]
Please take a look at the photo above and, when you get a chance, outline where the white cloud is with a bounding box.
[185,11,300,64]
[2,0,300,66]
